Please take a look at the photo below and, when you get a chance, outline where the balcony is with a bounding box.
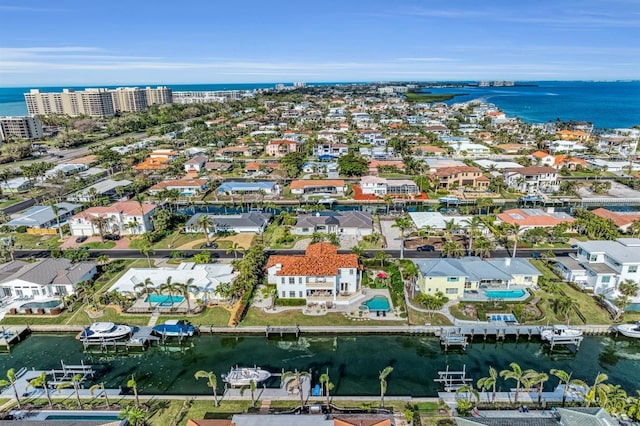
[306,281,335,290]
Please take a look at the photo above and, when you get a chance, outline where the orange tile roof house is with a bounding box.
[290,179,347,196]
[266,243,362,305]
[148,179,210,196]
[133,149,178,171]
[496,208,575,230]
[557,129,590,141]
[591,208,640,232]
[69,201,157,237]
[431,166,489,190]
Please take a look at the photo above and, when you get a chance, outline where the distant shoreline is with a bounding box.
[403,92,468,103]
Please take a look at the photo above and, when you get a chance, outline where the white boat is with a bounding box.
[616,322,640,339]
[541,325,583,341]
[222,366,271,387]
[80,322,132,341]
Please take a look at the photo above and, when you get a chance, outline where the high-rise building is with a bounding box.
[111,87,148,113]
[0,116,44,141]
[24,86,173,117]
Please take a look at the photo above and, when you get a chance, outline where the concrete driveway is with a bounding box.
[379,220,402,250]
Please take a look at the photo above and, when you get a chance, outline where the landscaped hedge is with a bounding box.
[275,298,306,306]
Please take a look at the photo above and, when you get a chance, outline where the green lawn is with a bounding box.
[241,307,405,326]
[2,233,62,249]
[81,241,116,249]
[159,306,231,326]
[403,92,466,102]
[263,226,307,249]
[407,307,452,326]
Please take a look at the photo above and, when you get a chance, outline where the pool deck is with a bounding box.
[460,286,530,302]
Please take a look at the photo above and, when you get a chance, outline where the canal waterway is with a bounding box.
[1,334,638,396]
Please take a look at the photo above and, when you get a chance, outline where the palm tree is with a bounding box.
[627,391,640,421]
[374,250,389,267]
[198,215,216,246]
[194,370,219,407]
[500,362,531,404]
[28,372,53,408]
[50,201,66,240]
[239,379,257,407]
[455,384,480,405]
[319,369,334,408]
[550,369,587,407]
[473,236,494,260]
[90,215,112,242]
[477,366,498,403]
[462,216,482,256]
[57,373,83,409]
[629,220,640,238]
[554,295,578,321]
[176,278,198,314]
[226,242,243,260]
[139,241,154,268]
[379,366,393,408]
[442,241,464,258]
[282,369,310,411]
[529,371,549,405]
[619,279,639,299]
[603,384,628,416]
[90,382,110,409]
[507,223,521,258]
[127,375,140,407]
[159,277,178,308]
[96,254,110,267]
[393,216,413,260]
[582,372,609,407]
[119,405,146,426]
[134,278,156,311]
[444,219,460,240]
[0,368,22,408]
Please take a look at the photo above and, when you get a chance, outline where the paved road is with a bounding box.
[13,247,577,260]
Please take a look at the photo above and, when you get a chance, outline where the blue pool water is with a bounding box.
[484,289,527,299]
[363,295,391,312]
[145,294,185,304]
[44,414,119,421]
[20,300,61,310]
[626,303,640,312]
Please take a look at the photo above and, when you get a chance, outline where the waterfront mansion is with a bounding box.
[266,243,362,306]
[413,257,541,300]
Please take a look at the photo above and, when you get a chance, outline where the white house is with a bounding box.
[292,211,373,236]
[555,238,640,301]
[148,179,209,196]
[67,179,132,203]
[360,176,420,196]
[597,129,640,156]
[185,212,272,234]
[503,166,559,194]
[184,155,208,173]
[68,201,157,236]
[108,262,237,304]
[1,177,32,193]
[265,243,362,305]
[0,259,97,298]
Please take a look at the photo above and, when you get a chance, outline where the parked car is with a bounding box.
[75,236,88,243]
[416,244,435,252]
[103,234,121,241]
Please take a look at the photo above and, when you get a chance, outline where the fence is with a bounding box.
[27,228,57,235]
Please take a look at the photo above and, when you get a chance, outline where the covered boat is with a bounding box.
[616,322,640,339]
[152,320,196,337]
[222,366,271,387]
[80,322,132,341]
[540,325,583,341]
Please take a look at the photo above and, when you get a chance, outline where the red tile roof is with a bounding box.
[266,243,359,276]
[592,208,640,228]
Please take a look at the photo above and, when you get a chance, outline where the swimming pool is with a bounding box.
[626,303,640,312]
[20,299,62,310]
[145,294,185,305]
[363,295,391,312]
[484,289,527,299]
[44,414,120,421]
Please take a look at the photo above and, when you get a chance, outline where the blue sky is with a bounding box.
[0,0,639,86]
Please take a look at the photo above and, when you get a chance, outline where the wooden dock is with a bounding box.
[266,325,300,338]
[0,326,31,352]
[434,365,473,392]
[436,325,542,342]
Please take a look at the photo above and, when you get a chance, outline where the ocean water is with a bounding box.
[422,81,640,129]
[1,81,638,129]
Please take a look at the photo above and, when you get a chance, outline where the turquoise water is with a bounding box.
[364,295,391,311]
[2,334,639,396]
[484,289,527,299]
[44,414,119,421]
[20,300,61,310]
[626,303,640,312]
[145,294,184,304]
[422,81,640,128]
